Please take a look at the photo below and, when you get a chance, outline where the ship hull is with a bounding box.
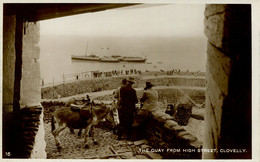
[71,56,100,61]
[71,55,146,63]
[122,59,147,63]
[99,59,120,63]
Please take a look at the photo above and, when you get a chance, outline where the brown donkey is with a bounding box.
[51,101,115,149]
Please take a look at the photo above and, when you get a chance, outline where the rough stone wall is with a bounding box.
[3,15,16,112]
[156,88,205,104]
[41,76,205,99]
[145,110,203,159]
[19,21,46,158]
[29,107,47,158]
[203,4,251,159]
[20,106,46,158]
[20,21,41,107]
[145,76,205,88]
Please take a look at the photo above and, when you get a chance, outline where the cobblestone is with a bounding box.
[44,122,150,159]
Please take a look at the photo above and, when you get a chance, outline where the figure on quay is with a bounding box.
[113,79,127,106]
[117,77,138,140]
[132,82,159,140]
[112,79,127,129]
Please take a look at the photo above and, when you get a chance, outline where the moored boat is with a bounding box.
[71,44,146,63]
[71,55,147,63]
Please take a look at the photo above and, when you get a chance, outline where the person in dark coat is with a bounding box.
[113,79,127,106]
[117,77,138,140]
[112,79,127,134]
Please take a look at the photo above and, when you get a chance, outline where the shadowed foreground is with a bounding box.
[44,122,151,159]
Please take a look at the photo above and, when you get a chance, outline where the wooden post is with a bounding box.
[175,89,178,105]
[52,77,55,98]
[63,73,65,84]
[63,73,66,96]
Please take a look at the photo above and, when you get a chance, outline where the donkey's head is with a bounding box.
[93,101,117,128]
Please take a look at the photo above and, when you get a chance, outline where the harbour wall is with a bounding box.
[144,111,203,159]
[41,75,205,99]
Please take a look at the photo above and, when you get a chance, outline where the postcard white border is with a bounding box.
[0,0,259,162]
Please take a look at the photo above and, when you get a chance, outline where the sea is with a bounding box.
[39,35,207,85]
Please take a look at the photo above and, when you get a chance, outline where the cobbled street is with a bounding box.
[44,122,152,159]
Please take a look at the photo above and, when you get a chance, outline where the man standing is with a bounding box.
[133,82,159,127]
[113,79,127,105]
[117,77,138,140]
[113,79,127,127]
[132,82,159,140]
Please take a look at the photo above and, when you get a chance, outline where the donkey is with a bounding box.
[51,101,115,149]
[64,97,91,136]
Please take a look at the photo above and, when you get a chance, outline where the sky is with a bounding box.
[40,4,206,38]
[39,3,208,82]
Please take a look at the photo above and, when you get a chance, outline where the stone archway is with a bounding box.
[2,4,252,159]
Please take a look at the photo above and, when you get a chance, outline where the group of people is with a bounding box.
[113,77,159,141]
[92,69,142,78]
